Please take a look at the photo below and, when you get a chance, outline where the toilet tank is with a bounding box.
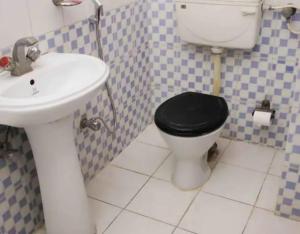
[175,0,262,49]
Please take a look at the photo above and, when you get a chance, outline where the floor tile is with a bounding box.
[89,199,121,233]
[87,166,148,207]
[153,154,174,182]
[244,208,300,234]
[112,141,170,175]
[256,175,280,211]
[104,210,174,234]
[180,192,252,234]
[221,141,275,173]
[173,228,195,234]
[127,178,197,225]
[136,124,169,148]
[202,163,265,205]
[269,150,285,176]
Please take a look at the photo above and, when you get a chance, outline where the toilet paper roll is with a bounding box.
[253,111,272,127]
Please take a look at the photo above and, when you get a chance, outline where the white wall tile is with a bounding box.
[27,0,64,36]
[0,0,32,48]
[101,0,137,11]
[62,0,94,26]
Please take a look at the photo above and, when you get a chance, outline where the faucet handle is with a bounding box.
[27,46,41,62]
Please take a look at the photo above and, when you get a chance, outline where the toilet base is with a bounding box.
[172,153,211,190]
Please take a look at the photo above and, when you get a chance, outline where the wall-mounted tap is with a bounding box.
[11,37,41,76]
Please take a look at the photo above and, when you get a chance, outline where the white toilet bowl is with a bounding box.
[154,92,229,190]
[158,124,225,190]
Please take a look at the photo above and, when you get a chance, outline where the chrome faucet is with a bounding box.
[11,37,41,76]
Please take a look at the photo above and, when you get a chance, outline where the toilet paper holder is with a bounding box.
[252,99,276,119]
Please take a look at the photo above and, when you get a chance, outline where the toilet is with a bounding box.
[155,92,229,190]
[153,0,262,190]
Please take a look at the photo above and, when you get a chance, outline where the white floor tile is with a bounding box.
[202,163,265,205]
[87,166,148,207]
[180,192,252,234]
[256,175,280,211]
[105,210,174,234]
[153,154,174,182]
[127,178,197,225]
[221,141,275,173]
[269,150,285,176]
[173,228,195,234]
[112,141,170,175]
[244,208,300,234]
[136,124,169,148]
[89,199,121,233]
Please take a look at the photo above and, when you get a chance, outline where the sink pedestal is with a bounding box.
[25,116,94,234]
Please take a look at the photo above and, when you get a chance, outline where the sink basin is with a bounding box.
[0,52,109,234]
[0,52,109,127]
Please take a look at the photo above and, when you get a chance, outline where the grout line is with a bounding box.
[217,161,271,175]
[109,164,153,177]
[103,151,175,233]
[135,139,170,150]
[172,189,202,233]
[201,190,255,207]
[102,174,152,233]
[124,209,177,228]
[242,150,277,233]
[88,196,124,210]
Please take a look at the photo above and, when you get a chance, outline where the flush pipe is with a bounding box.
[211,47,224,96]
[85,0,117,135]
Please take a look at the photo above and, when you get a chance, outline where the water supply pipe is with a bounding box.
[211,47,224,96]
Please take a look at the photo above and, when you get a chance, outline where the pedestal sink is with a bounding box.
[0,53,109,234]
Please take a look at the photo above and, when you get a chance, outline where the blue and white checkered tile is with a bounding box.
[284,108,300,158]
[133,0,151,49]
[233,55,271,104]
[271,12,300,61]
[100,2,137,65]
[173,44,214,95]
[276,107,300,221]
[0,128,43,234]
[37,27,71,54]
[152,85,184,114]
[220,99,239,140]
[151,43,180,90]
[136,43,152,93]
[149,0,179,47]
[220,54,242,100]
[242,11,278,59]
[276,162,300,221]
[291,66,300,108]
[266,58,297,108]
[64,19,97,56]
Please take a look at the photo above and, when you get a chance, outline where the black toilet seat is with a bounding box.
[154,92,229,137]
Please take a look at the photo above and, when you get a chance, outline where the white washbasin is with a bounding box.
[0,52,109,127]
[0,52,109,234]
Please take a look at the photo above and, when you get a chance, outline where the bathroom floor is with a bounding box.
[38,124,300,234]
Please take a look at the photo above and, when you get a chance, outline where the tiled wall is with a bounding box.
[149,0,300,149]
[148,0,300,221]
[276,67,300,221]
[2,0,300,232]
[0,0,152,233]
